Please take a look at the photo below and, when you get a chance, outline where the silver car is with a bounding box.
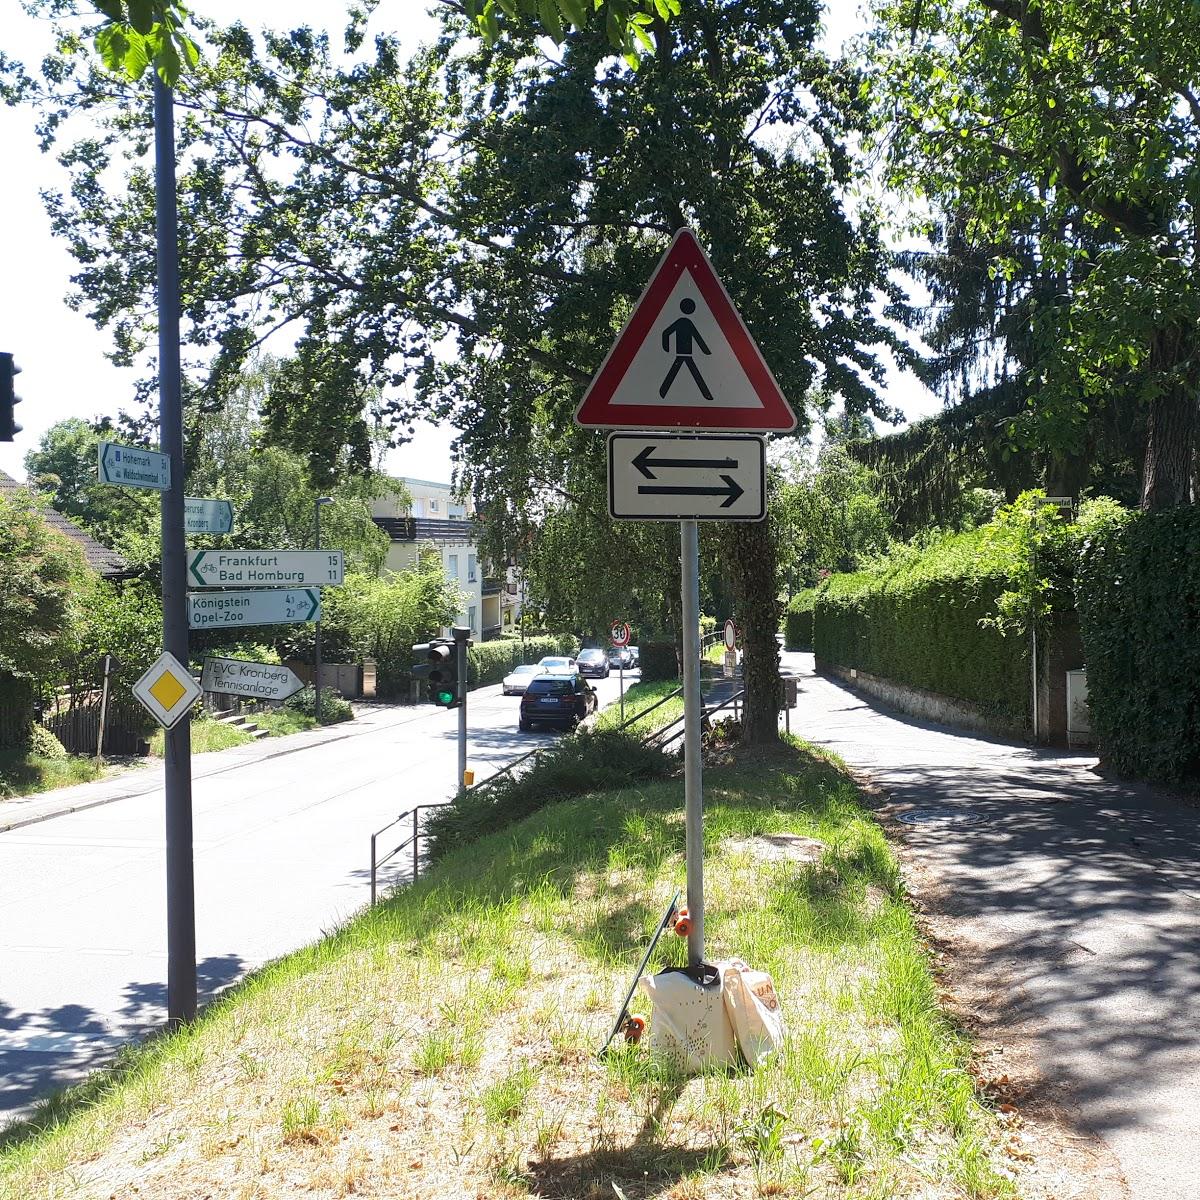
[502,663,545,695]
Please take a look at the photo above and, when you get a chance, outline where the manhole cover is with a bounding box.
[896,806,985,826]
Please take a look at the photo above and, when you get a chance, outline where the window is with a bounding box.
[468,605,477,633]
[449,503,466,519]
[447,554,458,578]
[412,499,424,517]
[429,498,439,512]
[467,553,477,582]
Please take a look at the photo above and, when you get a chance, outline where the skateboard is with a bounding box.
[598,889,689,1055]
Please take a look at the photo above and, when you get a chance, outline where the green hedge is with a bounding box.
[813,528,1029,727]
[466,634,580,687]
[1076,504,1200,783]
[784,589,818,650]
[637,640,679,682]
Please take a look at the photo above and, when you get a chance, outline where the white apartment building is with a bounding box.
[371,477,520,640]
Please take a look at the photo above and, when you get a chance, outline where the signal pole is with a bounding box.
[454,626,469,788]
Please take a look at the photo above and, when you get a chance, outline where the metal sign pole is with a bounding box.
[455,627,469,788]
[680,519,704,969]
[620,663,625,724]
[154,76,196,1027]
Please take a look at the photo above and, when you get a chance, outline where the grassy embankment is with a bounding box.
[1,739,1020,1200]
[0,751,104,800]
[150,709,324,756]
[595,678,683,738]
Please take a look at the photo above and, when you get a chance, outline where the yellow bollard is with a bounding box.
[463,769,475,787]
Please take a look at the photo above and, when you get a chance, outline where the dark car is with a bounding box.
[607,646,634,670]
[519,673,598,731]
[577,648,611,678]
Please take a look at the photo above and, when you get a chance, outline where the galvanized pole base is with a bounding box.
[680,519,704,969]
[455,627,469,788]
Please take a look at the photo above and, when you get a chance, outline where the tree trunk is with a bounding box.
[1141,327,1198,511]
[726,520,781,744]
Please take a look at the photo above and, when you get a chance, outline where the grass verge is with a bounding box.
[0,739,1019,1200]
[0,751,105,800]
[150,715,252,757]
[595,678,683,738]
[250,709,319,738]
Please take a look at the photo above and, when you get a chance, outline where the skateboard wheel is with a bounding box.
[674,916,692,938]
[624,1016,645,1043]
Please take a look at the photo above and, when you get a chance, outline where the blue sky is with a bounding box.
[0,1,935,483]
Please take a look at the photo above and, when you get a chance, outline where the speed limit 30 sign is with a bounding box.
[611,621,631,647]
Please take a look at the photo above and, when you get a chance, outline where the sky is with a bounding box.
[0,1,937,484]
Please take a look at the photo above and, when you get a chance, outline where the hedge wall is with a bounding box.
[813,528,1029,726]
[638,640,679,682]
[784,589,818,650]
[1076,504,1200,783]
[467,634,580,687]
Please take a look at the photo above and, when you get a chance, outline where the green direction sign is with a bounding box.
[187,588,321,630]
[187,549,344,589]
[184,497,234,535]
[98,441,171,490]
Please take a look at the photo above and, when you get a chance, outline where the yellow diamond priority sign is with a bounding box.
[133,651,202,730]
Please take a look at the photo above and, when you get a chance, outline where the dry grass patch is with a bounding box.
[2,741,1023,1200]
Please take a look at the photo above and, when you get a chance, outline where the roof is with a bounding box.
[0,470,130,578]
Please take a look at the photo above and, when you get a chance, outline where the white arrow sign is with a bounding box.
[98,441,171,490]
[201,657,304,701]
[608,432,766,521]
[188,588,321,630]
[184,497,234,535]
[188,550,343,589]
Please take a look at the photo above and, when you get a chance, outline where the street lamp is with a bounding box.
[314,497,333,724]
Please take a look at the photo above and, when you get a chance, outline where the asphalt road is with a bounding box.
[0,670,635,1122]
[785,651,1200,1200]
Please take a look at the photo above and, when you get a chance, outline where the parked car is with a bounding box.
[607,646,634,670]
[519,673,598,731]
[577,648,610,678]
[502,663,544,695]
[537,655,576,672]
[628,646,640,666]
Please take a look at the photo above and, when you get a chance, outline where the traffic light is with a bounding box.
[411,639,460,709]
[0,353,21,442]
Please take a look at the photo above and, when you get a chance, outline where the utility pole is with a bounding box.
[154,75,195,1027]
[314,496,332,723]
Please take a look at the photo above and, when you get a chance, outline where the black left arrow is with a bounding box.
[632,444,739,480]
[637,474,745,508]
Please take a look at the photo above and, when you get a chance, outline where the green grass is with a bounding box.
[0,740,1018,1200]
[249,709,319,738]
[0,751,105,800]
[595,677,684,737]
[150,715,252,757]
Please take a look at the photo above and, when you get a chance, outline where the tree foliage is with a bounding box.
[871,0,1200,511]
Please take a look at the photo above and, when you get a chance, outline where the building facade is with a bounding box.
[371,477,520,641]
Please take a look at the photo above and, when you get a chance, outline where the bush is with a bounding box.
[424,729,673,859]
[466,634,580,687]
[637,640,678,682]
[784,589,818,650]
[813,525,1029,726]
[1075,502,1200,783]
[27,723,68,760]
[284,686,354,724]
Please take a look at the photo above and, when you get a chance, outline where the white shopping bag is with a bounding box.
[719,959,785,1066]
[638,965,737,1072]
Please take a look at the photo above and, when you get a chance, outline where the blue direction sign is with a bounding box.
[184,497,234,535]
[98,441,171,490]
[187,588,321,630]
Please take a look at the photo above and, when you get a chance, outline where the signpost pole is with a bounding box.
[455,627,469,788]
[620,663,625,725]
[95,654,113,764]
[154,75,196,1027]
[680,519,704,970]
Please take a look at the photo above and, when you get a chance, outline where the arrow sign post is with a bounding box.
[201,657,304,701]
[188,550,344,589]
[188,588,321,630]
[609,433,765,521]
[184,497,234,535]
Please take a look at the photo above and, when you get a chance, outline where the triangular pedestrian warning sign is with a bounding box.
[575,229,796,432]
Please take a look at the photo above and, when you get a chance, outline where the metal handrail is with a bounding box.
[369,802,450,904]
[643,685,746,748]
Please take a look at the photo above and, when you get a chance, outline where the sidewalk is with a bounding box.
[0,703,422,834]
[785,651,1200,1199]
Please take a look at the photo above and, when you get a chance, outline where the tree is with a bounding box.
[872,0,1200,511]
[16,3,915,743]
[0,488,86,684]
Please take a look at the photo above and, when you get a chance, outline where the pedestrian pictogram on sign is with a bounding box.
[575,229,796,432]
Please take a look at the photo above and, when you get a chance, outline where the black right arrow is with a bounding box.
[632,444,739,479]
[637,474,745,508]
